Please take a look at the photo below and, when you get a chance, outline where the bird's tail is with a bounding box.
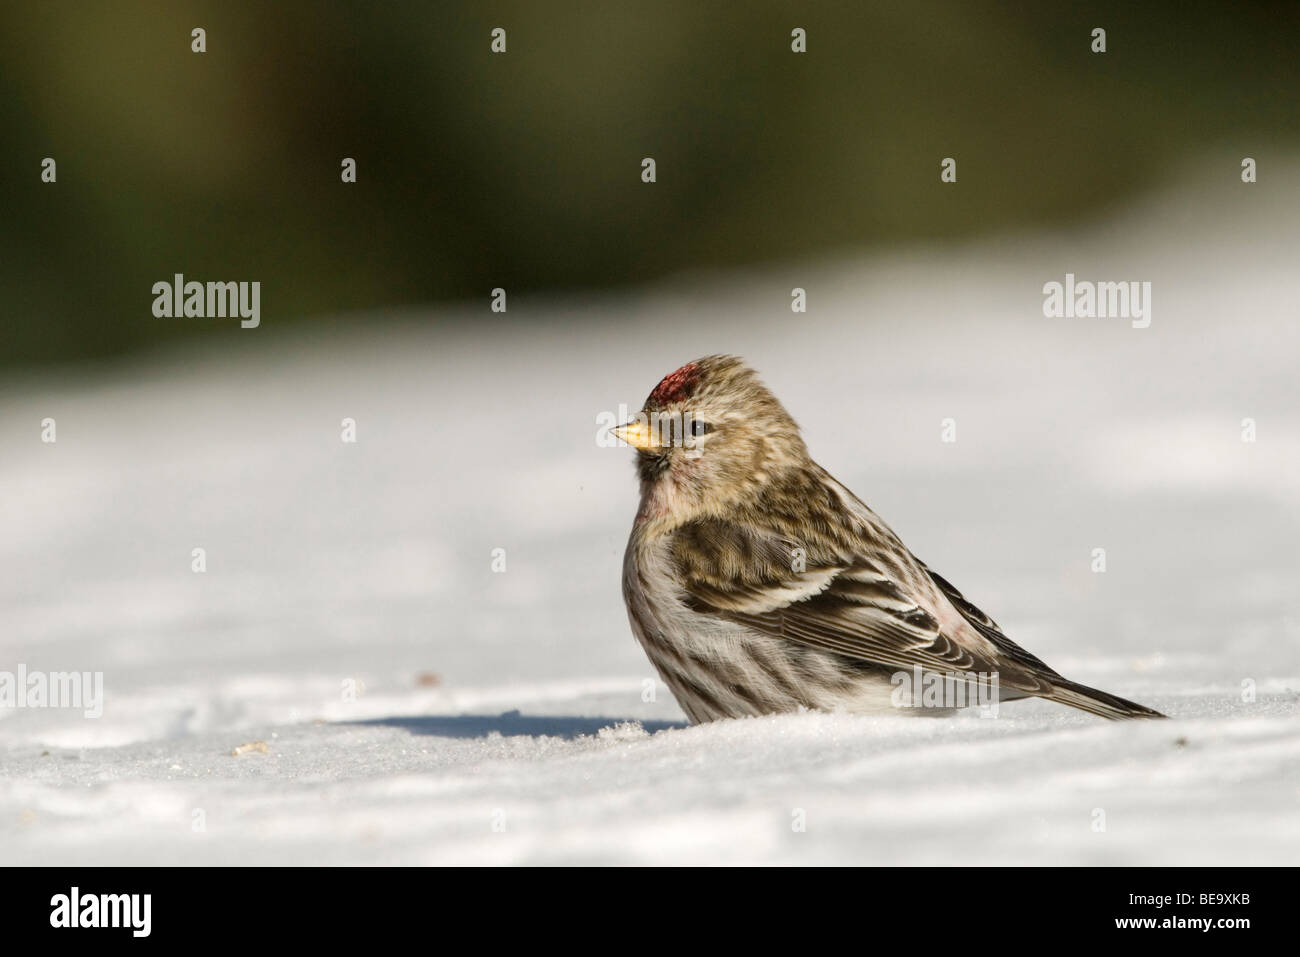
[1041,678,1165,720]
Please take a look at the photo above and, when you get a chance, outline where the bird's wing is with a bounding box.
[919,563,1061,680]
[671,517,1058,696]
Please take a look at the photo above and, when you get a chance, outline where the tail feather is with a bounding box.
[1040,678,1165,720]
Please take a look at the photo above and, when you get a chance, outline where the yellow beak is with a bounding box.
[611,419,662,449]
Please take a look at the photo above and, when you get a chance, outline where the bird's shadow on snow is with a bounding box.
[342,711,688,740]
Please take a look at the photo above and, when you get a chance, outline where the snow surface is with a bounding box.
[2,166,1298,865]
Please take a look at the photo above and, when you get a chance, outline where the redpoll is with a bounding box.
[615,356,1163,722]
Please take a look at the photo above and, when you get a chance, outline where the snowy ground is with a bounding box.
[2,166,1298,865]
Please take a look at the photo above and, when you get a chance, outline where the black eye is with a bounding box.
[690,419,713,436]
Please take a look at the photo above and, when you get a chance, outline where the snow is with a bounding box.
[2,165,1298,865]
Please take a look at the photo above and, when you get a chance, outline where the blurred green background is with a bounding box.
[3,0,1297,368]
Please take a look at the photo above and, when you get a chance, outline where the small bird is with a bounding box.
[614,355,1163,722]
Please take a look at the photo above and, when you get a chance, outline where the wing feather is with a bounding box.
[671,517,1057,696]
[663,468,1162,718]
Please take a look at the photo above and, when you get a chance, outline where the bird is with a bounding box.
[613,355,1164,723]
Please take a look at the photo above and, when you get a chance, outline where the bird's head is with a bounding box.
[613,355,808,522]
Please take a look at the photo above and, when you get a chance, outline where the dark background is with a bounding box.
[3,0,1297,368]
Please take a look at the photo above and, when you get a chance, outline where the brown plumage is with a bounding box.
[615,355,1164,722]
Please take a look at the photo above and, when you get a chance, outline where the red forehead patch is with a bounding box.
[649,362,702,405]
